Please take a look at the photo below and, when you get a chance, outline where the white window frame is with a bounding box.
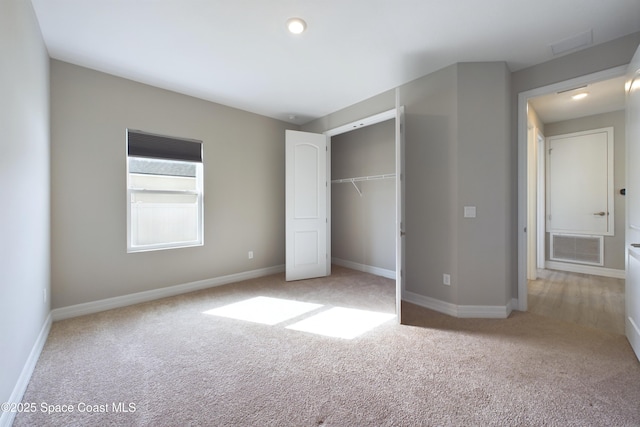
[126,130,204,253]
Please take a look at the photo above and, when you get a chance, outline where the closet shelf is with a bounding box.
[330,174,395,197]
[330,173,396,184]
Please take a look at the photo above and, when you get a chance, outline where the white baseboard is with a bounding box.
[627,316,640,362]
[403,290,458,316]
[332,258,396,280]
[545,261,625,279]
[403,290,512,319]
[52,265,285,321]
[0,313,52,427]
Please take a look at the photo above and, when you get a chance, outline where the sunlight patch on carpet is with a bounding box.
[203,296,322,325]
[286,307,396,339]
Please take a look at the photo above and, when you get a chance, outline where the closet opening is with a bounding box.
[324,106,404,321]
[329,119,396,279]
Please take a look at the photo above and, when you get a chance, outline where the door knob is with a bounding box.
[593,212,606,216]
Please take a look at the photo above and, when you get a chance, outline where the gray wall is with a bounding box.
[51,60,293,309]
[331,120,396,271]
[0,0,51,413]
[307,29,640,308]
[456,63,512,306]
[544,110,626,270]
[306,62,512,309]
[400,65,459,304]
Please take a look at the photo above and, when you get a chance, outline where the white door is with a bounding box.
[625,45,640,361]
[396,105,405,321]
[285,130,328,281]
[547,128,614,236]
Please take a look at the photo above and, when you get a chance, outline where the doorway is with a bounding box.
[329,119,396,279]
[518,66,627,332]
[286,106,405,320]
[325,107,404,320]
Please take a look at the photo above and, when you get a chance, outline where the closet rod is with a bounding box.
[330,173,395,197]
[330,173,395,184]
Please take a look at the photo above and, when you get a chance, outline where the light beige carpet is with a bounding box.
[15,266,640,426]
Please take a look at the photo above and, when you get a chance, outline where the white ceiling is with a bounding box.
[30,0,640,125]
[528,75,628,124]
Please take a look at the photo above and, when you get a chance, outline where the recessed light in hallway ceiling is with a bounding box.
[286,17,307,34]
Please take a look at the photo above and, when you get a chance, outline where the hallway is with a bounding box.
[528,269,625,334]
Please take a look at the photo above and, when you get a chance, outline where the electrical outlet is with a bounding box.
[248,251,254,259]
[443,274,451,286]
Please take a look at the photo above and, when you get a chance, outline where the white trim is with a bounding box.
[126,158,204,254]
[323,108,396,137]
[332,257,396,280]
[457,304,512,319]
[536,128,546,270]
[403,290,458,317]
[517,65,628,312]
[403,290,512,319]
[545,261,625,279]
[627,316,640,361]
[0,313,52,427]
[52,265,284,321]
[395,101,406,322]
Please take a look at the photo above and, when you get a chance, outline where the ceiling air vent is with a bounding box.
[549,29,593,56]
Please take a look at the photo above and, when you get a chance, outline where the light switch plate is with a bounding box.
[464,206,476,218]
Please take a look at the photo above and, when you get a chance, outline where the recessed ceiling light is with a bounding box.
[572,93,589,100]
[286,18,307,34]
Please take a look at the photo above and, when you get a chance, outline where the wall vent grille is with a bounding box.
[550,233,603,266]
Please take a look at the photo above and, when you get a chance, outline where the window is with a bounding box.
[127,129,203,252]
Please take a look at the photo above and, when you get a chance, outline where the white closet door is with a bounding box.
[625,44,640,362]
[285,130,328,281]
[547,127,613,235]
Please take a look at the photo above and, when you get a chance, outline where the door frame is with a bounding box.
[324,105,404,319]
[536,129,546,270]
[526,123,537,280]
[517,64,627,311]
